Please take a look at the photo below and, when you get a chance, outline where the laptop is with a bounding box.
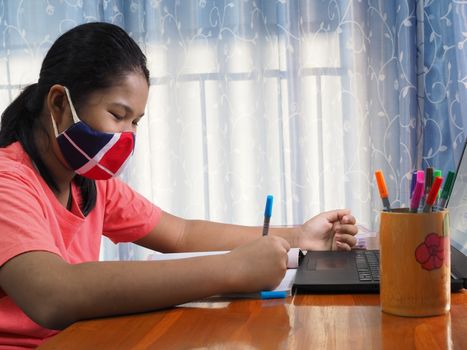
[294,143,467,293]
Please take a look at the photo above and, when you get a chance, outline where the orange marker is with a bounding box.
[375,170,391,211]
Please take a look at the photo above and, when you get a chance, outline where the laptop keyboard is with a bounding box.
[355,251,380,282]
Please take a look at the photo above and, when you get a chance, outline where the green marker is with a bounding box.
[437,171,455,209]
[434,169,442,198]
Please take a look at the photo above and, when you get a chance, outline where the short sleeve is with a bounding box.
[0,171,61,268]
[102,178,161,243]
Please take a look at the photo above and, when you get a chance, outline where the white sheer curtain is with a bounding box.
[112,1,375,260]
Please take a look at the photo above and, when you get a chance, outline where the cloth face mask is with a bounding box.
[50,87,135,180]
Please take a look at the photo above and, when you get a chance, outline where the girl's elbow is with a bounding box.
[27,297,76,330]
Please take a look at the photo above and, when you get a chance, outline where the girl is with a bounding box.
[0,22,357,348]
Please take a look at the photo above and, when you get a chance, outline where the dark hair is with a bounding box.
[0,22,150,216]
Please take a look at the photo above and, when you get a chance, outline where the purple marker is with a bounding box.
[410,180,424,213]
[410,171,417,198]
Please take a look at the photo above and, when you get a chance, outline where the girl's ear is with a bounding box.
[47,85,70,134]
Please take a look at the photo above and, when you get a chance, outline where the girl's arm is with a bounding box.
[0,235,289,330]
[135,209,358,253]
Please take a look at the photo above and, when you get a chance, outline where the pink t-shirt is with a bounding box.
[0,142,161,349]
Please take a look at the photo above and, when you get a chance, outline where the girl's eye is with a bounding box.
[111,113,124,121]
[132,119,140,126]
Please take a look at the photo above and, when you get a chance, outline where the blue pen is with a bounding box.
[262,195,273,236]
[260,195,285,299]
[227,290,288,299]
[259,291,287,299]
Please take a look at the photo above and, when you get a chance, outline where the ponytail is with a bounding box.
[0,83,39,147]
[0,83,96,216]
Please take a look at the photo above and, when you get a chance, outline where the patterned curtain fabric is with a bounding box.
[0,0,466,260]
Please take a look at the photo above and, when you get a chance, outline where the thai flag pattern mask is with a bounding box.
[50,87,135,180]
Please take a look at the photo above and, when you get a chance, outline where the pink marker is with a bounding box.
[416,170,424,183]
[410,180,424,213]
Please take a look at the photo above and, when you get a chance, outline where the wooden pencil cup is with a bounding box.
[379,208,450,317]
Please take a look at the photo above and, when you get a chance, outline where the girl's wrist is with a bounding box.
[271,225,302,248]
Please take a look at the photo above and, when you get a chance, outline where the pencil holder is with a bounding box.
[379,208,450,317]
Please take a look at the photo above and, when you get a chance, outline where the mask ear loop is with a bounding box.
[63,86,81,124]
[50,86,80,137]
[50,112,60,137]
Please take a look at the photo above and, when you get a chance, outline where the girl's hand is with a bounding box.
[225,236,290,293]
[296,209,358,251]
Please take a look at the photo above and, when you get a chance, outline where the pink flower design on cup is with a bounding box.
[415,233,447,271]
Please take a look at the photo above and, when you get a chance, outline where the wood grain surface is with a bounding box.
[39,290,467,349]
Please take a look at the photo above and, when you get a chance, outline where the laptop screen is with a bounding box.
[447,142,467,256]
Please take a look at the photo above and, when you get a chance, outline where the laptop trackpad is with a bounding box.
[308,255,349,270]
[303,252,359,284]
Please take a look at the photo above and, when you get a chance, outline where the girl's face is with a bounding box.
[70,72,149,134]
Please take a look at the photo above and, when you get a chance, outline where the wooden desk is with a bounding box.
[40,290,467,349]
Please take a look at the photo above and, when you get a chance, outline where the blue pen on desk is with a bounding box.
[259,291,287,299]
[229,290,288,300]
[262,195,274,236]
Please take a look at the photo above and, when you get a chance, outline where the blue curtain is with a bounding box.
[366,0,467,208]
[1,0,467,260]
[422,1,467,169]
